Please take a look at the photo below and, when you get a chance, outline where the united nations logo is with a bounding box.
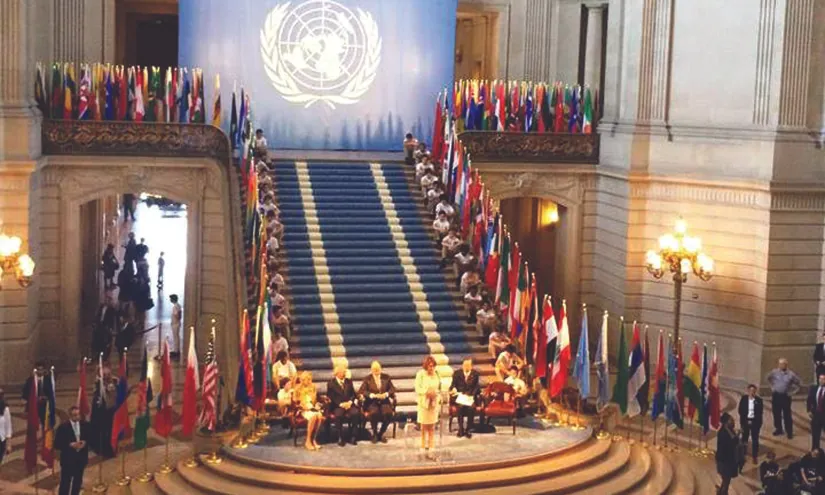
[260,0,382,109]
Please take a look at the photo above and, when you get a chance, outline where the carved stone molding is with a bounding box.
[41,120,231,169]
[482,170,585,206]
[771,191,825,212]
[630,181,770,209]
[458,131,600,163]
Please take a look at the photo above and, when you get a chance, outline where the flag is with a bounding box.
[50,64,62,119]
[572,307,590,398]
[178,71,190,123]
[638,328,651,416]
[235,309,254,406]
[684,342,703,421]
[651,331,666,420]
[154,340,174,437]
[594,310,610,409]
[495,234,510,306]
[699,344,710,433]
[77,66,91,120]
[211,74,222,127]
[40,371,56,468]
[706,346,721,430]
[533,291,547,375]
[611,320,629,415]
[133,347,153,450]
[200,329,219,431]
[541,297,558,381]
[568,86,579,133]
[34,63,48,115]
[230,86,239,148]
[110,353,131,451]
[549,300,570,397]
[253,306,267,411]
[627,322,647,417]
[24,371,40,473]
[134,70,145,122]
[77,358,90,421]
[63,63,76,119]
[510,262,528,340]
[666,342,684,429]
[182,328,200,437]
[553,84,565,132]
[582,87,594,134]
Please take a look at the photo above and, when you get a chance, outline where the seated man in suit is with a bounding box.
[450,357,481,438]
[326,362,362,446]
[55,405,91,495]
[358,361,396,443]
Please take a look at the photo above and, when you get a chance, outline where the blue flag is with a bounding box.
[699,344,709,433]
[666,345,684,428]
[572,308,590,398]
[594,310,610,409]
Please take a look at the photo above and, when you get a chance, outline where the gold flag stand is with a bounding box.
[156,436,175,474]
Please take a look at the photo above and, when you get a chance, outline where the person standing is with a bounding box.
[715,412,741,495]
[0,389,11,464]
[122,194,135,223]
[449,358,480,438]
[766,358,801,439]
[815,334,825,382]
[415,356,442,458]
[22,362,49,425]
[100,244,119,290]
[157,251,165,291]
[169,294,182,358]
[738,384,763,463]
[55,406,91,495]
[807,374,825,449]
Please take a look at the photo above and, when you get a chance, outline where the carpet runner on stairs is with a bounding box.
[273,161,479,410]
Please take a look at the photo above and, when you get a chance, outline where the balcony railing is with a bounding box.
[457,131,600,164]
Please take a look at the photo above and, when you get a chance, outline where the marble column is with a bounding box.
[523,0,552,81]
[583,5,604,92]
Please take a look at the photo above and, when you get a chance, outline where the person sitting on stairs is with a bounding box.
[433,211,450,239]
[464,286,482,323]
[441,228,462,267]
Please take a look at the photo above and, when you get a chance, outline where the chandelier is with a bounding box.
[0,230,35,288]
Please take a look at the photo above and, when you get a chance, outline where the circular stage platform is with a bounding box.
[225,417,592,475]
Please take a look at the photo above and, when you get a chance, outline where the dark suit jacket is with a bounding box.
[326,378,358,409]
[738,395,763,427]
[55,420,91,470]
[450,370,481,402]
[807,385,825,420]
[358,373,396,408]
[22,374,52,418]
[715,426,741,477]
[816,344,825,377]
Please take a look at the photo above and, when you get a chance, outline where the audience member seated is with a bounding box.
[270,306,290,337]
[450,357,481,438]
[454,246,476,280]
[441,228,462,267]
[415,154,434,182]
[254,129,268,156]
[426,180,443,212]
[269,289,289,317]
[420,169,437,193]
[435,195,455,220]
[464,286,482,323]
[293,371,323,451]
[327,363,362,447]
[268,269,285,292]
[760,451,782,494]
[271,328,289,356]
[272,351,297,415]
[504,366,528,397]
[460,269,481,296]
[488,327,511,359]
[799,448,824,493]
[433,212,450,238]
[358,361,396,443]
[477,301,497,343]
[495,345,524,381]
[413,142,428,163]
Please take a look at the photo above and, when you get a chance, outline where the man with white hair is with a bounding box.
[326,362,362,446]
[766,357,801,439]
[358,361,396,443]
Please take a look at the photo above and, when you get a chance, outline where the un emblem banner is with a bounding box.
[180,0,458,151]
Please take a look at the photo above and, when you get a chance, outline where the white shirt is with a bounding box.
[436,203,455,217]
[71,420,81,441]
[171,303,182,331]
[433,218,450,234]
[255,136,268,149]
[0,407,12,441]
[272,360,297,380]
[272,336,289,355]
[442,235,461,251]
[748,397,755,419]
[505,376,527,395]
[266,236,280,252]
[420,175,436,189]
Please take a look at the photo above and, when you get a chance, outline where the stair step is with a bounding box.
[635,446,674,494]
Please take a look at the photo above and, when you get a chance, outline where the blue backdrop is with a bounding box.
[179,0,456,151]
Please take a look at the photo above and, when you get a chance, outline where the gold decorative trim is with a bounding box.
[458,131,600,164]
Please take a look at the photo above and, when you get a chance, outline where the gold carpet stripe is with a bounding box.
[294,162,347,362]
[369,163,452,383]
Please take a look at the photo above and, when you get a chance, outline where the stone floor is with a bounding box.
[231,417,591,470]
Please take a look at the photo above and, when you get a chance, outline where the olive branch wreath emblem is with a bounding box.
[259,2,382,109]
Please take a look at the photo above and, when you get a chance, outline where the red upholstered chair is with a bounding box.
[482,382,517,434]
[289,396,328,446]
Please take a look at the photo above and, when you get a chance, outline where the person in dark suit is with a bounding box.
[21,362,49,426]
[715,412,740,495]
[55,406,91,495]
[449,357,481,438]
[737,384,763,463]
[815,337,825,381]
[326,363,362,446]
[808,374,825,450]
[358,361,396,443]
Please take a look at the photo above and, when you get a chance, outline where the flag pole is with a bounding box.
[136,439,154,482]
[155,322,163,360]
[115,439,130,486]
[91,353,107,493]
[613,316,625,442]
[157,436,174,474]
[34,460,39,495]
[663,334,671,452]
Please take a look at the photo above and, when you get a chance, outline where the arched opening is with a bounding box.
[78,192,188,361]
[499,197,566,299]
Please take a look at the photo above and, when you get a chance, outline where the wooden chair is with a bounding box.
[288,396,327,447]
[447,399,484,432]
[482,382,518,434]
[362,398,399,439]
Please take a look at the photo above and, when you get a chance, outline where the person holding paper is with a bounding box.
[358,361,396,444]
[450,357,480,438]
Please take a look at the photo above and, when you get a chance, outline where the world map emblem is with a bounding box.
[260,0,382,109]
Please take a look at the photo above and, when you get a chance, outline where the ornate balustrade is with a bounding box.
[457,131,600,164]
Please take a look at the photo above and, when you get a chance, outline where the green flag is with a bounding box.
[497,234,511,306]
[611,322,629,415]
[133,347,153,449]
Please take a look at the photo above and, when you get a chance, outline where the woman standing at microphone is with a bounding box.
[415,355,442,458]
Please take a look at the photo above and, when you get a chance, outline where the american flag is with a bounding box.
[200,327,219,431]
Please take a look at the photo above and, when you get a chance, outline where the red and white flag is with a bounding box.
[77,358,90,421]
[153,340,174,437]
[200,354,219,431]
[549,300,571,397]
[181,328,200,437]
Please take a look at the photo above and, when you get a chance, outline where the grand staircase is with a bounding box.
[272,161,491,409]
